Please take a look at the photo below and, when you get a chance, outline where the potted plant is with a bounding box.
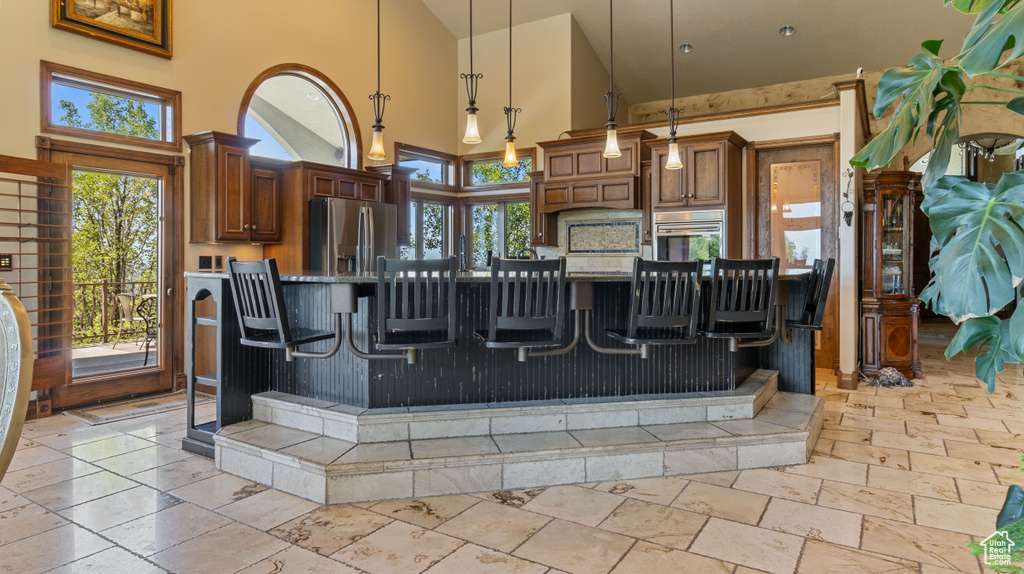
[850,1,1024,568]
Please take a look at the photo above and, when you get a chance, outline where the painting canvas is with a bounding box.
[51,0,172,59]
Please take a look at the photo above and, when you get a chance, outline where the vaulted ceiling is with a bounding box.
[423,0,974,104]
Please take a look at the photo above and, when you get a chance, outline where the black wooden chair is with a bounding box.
[606,258,703,354]
[702,257,780,351]
[375,256,458,363]
[475,257,567,362]
[226,257,341,361]
[791,258,835,331]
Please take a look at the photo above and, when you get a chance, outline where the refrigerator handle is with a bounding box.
[365,206,375,272]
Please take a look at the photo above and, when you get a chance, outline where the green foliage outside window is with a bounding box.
[469,158,532,185]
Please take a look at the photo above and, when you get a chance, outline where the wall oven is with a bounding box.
[654,210,725,261]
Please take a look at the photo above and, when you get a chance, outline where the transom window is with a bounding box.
[461,149,534,190]
[396,144,457,189]
[240,66,359,168]
[41,61,181,152]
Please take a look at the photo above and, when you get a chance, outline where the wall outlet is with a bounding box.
[0,254,12,270]
[198,255,212,270]
[214,255,224,270]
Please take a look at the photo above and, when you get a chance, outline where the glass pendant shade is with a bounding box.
[368,128,387,161]
[463,112,482,144]
[665,141,683,170]
[603,128,621,158]
[503,140,518,167]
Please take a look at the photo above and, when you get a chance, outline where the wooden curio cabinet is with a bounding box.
[861,171,923,379]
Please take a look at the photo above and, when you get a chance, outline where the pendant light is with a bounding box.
[461,0,483,144]
[664,0,683,170]
[368,0,391,161]
[603,0,622,158]
[502,0,521,167]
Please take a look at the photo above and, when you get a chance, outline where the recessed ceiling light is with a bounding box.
[307,92,321,101]
[679,43,693,53]
[779,25,796,36]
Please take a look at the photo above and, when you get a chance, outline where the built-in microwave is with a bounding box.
[654,210,724,261]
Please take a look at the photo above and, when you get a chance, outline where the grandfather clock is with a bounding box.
[861,170,923,379]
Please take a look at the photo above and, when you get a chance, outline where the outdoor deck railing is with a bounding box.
[73,280,156,345]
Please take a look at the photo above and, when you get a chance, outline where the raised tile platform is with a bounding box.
[213,370,824,504]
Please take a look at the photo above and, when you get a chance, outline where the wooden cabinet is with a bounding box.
[650,134,742,210]
[640,161,652,245]
[542,136,646,183]
[185,131,279,244]
[305,168,380,202]
[861,171,923,379]
[367,164,414,246]
[529,170,556,247]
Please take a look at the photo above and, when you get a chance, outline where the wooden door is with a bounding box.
[690,142,725,206]
[754,139,839,370]
[215,143,251,241]
[250,168,280,243]
[652,147,689,208]
[41,144,182,409]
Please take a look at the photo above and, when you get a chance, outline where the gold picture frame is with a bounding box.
[51,0,172,59]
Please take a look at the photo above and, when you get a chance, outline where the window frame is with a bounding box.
[396,142,458,192]
[459,147,536,191]
[404,194,456,260]
[461,193,531,269]
[40,60,182,152]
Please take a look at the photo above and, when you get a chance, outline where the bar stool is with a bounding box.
[605,258,704,357]
[226,257,342,361]
[702,257,780,352]
[794,258,834,331]
[373,256,458,364]
[476,257,567,362]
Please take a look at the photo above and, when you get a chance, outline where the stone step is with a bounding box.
[251,370,779,443]
[214,388,823,505]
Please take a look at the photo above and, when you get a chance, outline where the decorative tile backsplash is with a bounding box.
[567,221,640,254]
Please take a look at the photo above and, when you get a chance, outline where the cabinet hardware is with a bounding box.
[244,224,250,230]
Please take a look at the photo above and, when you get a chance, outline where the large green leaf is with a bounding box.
[959,0,1024,75]
[922,70,967,188]
[946,316,1021,391]
[850,52,948,172]
[920,172,1024,320]
[944,0,1001,14]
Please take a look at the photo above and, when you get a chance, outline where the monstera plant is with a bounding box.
[851,0,1024,393]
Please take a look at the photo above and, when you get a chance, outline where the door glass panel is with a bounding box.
[71,169,161,378]
[505,202,530,260]
[421,202,446,259]
[769,161,821,272]
[471,203,500,267]
[880,194,909,295]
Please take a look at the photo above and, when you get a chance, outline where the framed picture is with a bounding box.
[50,0,172,59]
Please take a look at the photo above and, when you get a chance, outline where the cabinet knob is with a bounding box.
[244,224,250,230]
[252,226,257,231]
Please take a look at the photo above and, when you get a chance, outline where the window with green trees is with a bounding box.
[470,202,530,267]
[466,157,532,186]
[402,200,450,260]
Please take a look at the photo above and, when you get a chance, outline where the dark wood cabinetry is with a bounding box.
[528,170,556,247]
[861,171,923,379]
[649,133,744,211]
[640,161,652,245]
[249,165,281,243]
[184,131,269,243]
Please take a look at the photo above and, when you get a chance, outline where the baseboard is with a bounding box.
[837,371,858,390]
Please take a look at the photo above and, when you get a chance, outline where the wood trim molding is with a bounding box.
[235,63,364,170]
[37,136,185,166]
[0,155,68,181]
[40,61,182,152]
[834,79,872,138]
[749,133,840,150]
[459,147,536,192]
[837,371,859,390]
[459,191,529,204]
[745,145,757,258]
[573,99,841,138]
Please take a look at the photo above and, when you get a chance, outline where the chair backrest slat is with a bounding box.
[376,256,457,344]
[488,257,566,338]
[706,257,779,332]
[625,258,703,336]
[799,258,835,328]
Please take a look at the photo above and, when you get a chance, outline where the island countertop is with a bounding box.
[185,268,811,283]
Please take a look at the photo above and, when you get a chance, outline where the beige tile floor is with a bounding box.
[1,332,1022,574]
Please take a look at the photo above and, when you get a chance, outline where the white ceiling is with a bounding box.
[422,0,974,105]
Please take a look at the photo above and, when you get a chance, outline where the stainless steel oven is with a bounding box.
[654,210,724,261]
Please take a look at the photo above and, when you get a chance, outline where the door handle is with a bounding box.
[166,288,172,297]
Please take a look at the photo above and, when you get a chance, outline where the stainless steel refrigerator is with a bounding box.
[309,198,397,274]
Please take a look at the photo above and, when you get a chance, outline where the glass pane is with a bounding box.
[246,75,349,167]
[770,161,821,272]
[657,234,721,261]
[421,202,446,259]
[71,170,161,377]
[469,158,532,185]
[400,154,447,184]
[471,204,499,267]
[505,202,531,259]
[401,202,417,260]
[52,82,163,141]
[881,194,909,295]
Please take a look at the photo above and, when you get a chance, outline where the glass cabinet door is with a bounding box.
[880,193,910,296]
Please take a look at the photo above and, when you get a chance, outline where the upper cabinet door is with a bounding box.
[250,168,280,243]
[689,141,726,206]
[215,143,251,241]
[652,147,689,208]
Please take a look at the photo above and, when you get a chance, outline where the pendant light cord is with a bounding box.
[604,0,620,126]
[469,0,474,75]
[370,0,390,128]
[377,0,381,94]
[667,0,677,137]
[504,0,520,137]
[461,0,482,111]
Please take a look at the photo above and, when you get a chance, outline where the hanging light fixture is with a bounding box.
[664,0,683,170]
[367,0,391,161]
[602,0,622,158]
[502,0,522,167]
[461,0,483,144]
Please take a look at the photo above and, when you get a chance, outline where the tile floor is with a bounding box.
[1,331,1021,574]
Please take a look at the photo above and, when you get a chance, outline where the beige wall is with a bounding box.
[0,0,458,269]
[569,17,629,132]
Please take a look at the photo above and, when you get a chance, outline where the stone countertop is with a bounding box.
[186,268,810,283]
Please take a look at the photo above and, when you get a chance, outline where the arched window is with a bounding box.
[238,64,361,168]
